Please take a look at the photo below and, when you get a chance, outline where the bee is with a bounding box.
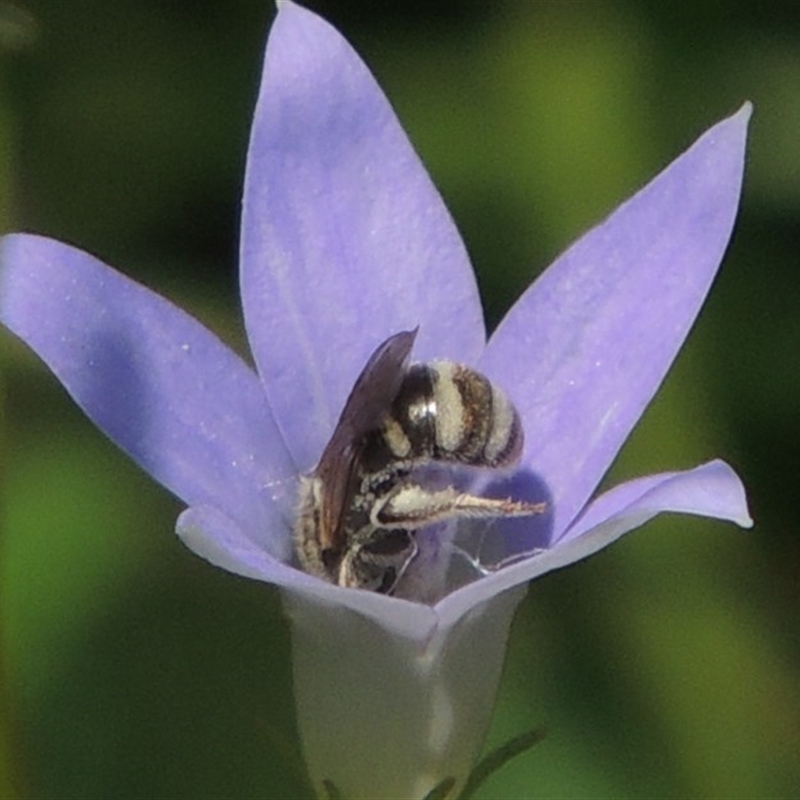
[293,329,545,594]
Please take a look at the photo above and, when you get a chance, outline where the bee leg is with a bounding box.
[371,484,546,529]
[339,528,418,593]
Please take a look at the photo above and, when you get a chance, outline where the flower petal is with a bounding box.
[435,459,752,629]
[178,503,440,642]
[241,0,484,472]
[480,104,751,538]
[177,505,302,577]
[0,234,294,538]
[561,458,753,544]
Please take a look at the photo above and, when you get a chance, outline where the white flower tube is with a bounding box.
[283,586,526,799]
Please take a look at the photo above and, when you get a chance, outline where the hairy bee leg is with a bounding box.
[371,483,546,529]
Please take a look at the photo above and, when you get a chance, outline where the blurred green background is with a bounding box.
[1,1,798,798]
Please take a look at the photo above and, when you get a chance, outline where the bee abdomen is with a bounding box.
[382,361,524,468]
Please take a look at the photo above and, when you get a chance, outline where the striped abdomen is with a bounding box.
[378,361,524,469]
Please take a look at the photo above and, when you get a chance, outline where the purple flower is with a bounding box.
[0,2,751,797]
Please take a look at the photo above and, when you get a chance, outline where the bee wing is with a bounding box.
[315,329,418,549]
